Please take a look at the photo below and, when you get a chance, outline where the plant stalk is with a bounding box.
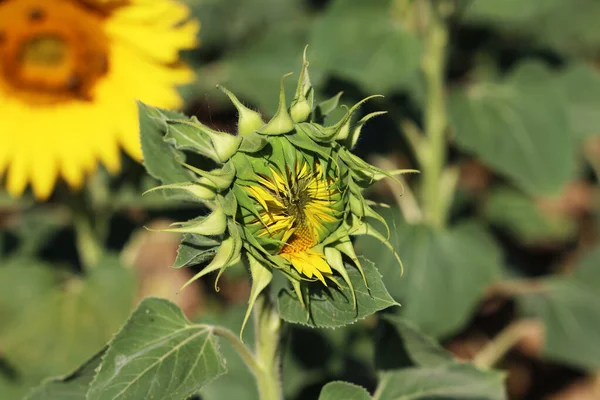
[420,1,450,229]
[254,293,283,400]
[473,320,530,368]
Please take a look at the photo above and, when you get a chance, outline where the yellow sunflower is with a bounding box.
[0,0,199,199]
[245,161,341,284]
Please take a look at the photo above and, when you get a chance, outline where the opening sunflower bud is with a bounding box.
[147,52,415,331]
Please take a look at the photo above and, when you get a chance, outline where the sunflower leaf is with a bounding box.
[0,256,134,391]
[138,102,193,185]
[355,208,502,338]
[87,298,226,400]
[517,247,600,370]
[448,61,574,196]
[374,365,505,400]
[25,349,104,400]
[318,381,371,400]
[277,256,397,328]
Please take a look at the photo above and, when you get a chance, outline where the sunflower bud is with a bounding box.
[150,52,414,331]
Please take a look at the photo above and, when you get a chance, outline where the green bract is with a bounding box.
[145,53,414,332]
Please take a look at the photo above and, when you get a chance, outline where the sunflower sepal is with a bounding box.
[162,206,227,236]
[324,247,357,309]
[239,135,269,153]
[217,85,265,136]
[346,111,388,148]
[181,162,236,190]
[241,254,274,339]
[313,92,344,123]
[143,180,217,201]
[164,117,242,163]
[257,74,295,135]
[295,122,339,143]
[172,233,221,270]
[290,48,314,123]
[178,235,240,292]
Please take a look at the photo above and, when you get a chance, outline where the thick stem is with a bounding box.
[420,1,450,229]
[254,294,283,400]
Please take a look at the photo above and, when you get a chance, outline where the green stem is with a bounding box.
[254,294,283,400]
[473,321,529,368]
[72,208,102,270]
[211,326,261,376]
[420,1,450,229]
[65,187,104,271]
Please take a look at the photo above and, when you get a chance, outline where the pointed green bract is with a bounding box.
[218,85,265,136]
[140,53,415,332]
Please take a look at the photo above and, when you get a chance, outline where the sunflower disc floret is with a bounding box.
[149,53,412,331]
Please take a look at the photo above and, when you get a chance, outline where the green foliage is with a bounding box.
[356,208,502,338]
[5,0,600,399]
[87,298,226,400]
[0,257,134,397]
[448,62,574,196]
[26,350,103,400]
[464,0,600,55]
[484,187,577,244]
[374,316,506,400]
[277,260,397,328]
[517,248,600,370]
[138,102,192,185]
[318,382,371,400]
[310,0,421,94]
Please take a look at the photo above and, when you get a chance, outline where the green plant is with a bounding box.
[3,0,600,399]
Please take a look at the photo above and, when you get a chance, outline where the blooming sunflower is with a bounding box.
[0,0,199,199]
[142,53,413,330]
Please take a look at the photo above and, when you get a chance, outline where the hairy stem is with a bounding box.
[420,1,450,229]
[254,293,283,400]
[211,326,261,377]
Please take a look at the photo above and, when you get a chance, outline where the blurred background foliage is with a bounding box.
[2,0,600,399]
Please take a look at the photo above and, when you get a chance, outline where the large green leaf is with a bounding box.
[374,316,506,400]
[448,62,574,196]
[463,0,600,55]
[484,187,577,244]
[556,63,600,140]
[355,208,502,338]
[0,257,134,383]
[310,0,421,94]
[463,0,564,24]
[87,298,226,400]
[319,381,371,400]
[25,350,103,400]
[138,102,193,185]
[375,315,454,370]
[517,247,600,370]
[277,258,398,328]
[374,365,505,400]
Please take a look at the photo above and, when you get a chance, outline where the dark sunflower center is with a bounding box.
[21,36,66,66]
[282,178,311,222]
[0,0,112,105]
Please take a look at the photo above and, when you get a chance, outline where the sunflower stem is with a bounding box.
[72,207,102,270]
[65,187,104,271]
[420,0,451,229]
[254,293,283,400]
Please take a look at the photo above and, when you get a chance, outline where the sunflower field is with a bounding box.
[1,0,600,399]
